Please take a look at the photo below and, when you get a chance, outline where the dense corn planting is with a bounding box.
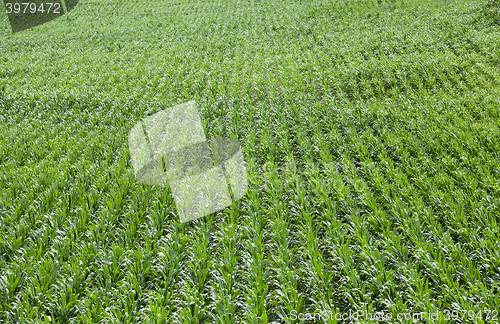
[1,0,500,322]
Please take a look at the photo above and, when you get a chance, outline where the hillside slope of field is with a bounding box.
[1,0,499,322]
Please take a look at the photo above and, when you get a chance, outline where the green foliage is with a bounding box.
[474,0,500,27]
[1,0,500,322]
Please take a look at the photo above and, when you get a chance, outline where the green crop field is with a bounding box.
[1,0,500,322]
